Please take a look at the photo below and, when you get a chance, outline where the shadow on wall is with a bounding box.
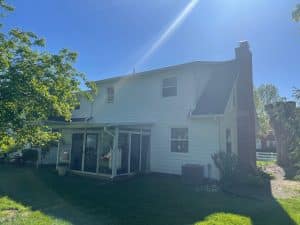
[0,165,297,225]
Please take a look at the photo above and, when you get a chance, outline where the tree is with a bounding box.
[256,84,284,106]
[254,84,283,136]
[292,4,300,22]
[265,102,299,166]
[293,88,300,101]
[0,1,96,152]
[254,88,271,136]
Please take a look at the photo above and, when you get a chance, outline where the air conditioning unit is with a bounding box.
[181,164,204,185]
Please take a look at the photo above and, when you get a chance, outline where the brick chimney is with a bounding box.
[235,41,256,170]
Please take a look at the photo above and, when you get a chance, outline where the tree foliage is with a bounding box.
[256,84,284,106]
[293,88,300,101]
[266,102,300,168]
[254,84,283,136]
[0,1,96,151]
[292,4,300,22]
[254,88,271,136]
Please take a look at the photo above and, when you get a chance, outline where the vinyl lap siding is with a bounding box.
[150,120,220,178]
[68,62,236,179]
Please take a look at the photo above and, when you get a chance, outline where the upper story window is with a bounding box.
[171,128,188,153]
[162,77,177,97]
[106,87,114,103]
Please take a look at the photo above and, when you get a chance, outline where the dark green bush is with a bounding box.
[211,151,238,182]
[212,151,269,188]
[294,174,300,181]
[22,149,38,163]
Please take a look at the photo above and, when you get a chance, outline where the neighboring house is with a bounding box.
[49,41,256,180]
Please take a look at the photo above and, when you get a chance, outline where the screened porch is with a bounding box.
[55,125,151,178]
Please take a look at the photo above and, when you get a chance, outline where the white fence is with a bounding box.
[256,152,277,161]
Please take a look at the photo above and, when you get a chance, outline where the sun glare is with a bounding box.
[134,0,200,70]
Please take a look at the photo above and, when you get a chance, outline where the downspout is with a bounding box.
[217,116,222,152]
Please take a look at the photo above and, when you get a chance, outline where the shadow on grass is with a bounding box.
[0,165,297,225]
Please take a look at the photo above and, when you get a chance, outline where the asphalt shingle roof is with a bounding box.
[192,61,238,115]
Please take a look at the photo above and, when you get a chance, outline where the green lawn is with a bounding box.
[0,165,299,225]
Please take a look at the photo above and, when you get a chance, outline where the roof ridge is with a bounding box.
[94,59,236,84]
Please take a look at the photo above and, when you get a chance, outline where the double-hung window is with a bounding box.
[162,77,177,97]
[106,87,114,103]
[171,128,188,153]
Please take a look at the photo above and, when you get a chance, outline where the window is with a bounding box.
[171,128,188,153]
[226,128,232,153]
[106,87,114,103]
[75,104,80,110]
[162,77,177,97]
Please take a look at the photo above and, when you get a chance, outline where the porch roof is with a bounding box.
[47,120,154,129]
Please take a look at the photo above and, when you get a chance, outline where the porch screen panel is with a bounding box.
[70,133,84,171]
[98,131,113,174]
[84,134,98,173]
[141,135,150,172]
[130,134,141,173]
[117,133,129,175]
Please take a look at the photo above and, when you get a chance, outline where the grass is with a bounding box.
[256,160,276,167]
[0,196,70,225]
[0,165,299,225]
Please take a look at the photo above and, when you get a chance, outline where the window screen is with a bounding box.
[162,77,177,97]
[107,87,114,103]
[171,128,188,153]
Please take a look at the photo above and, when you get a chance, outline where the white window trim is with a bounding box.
[170,128,188,153]
[106,86,114,103]
[162,77,177,97]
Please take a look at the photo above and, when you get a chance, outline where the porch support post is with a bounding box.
[111,127,119,178]
[56,129,62,170]
[56,140,60,170]
[128,134,131,174]
[96,128,101,173]
[139,129,142,172]
[81,128,87,171]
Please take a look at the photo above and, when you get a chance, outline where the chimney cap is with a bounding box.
[239,40,250,48]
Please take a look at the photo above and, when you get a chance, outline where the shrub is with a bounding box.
[212,151,270,188]
[211,151,238,183]
[194,213,252,225]
[22,149,38,163]
[238,173,266,187]
[293,174,300,181]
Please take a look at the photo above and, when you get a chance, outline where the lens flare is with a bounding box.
[134,0,199,70]
[99,0,199,107]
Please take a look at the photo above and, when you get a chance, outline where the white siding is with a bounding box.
[65,62,237,179]
[220,83,238,154]
[73,63,215,124]
[150,119,220,178]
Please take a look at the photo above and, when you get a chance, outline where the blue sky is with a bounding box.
[3,0,300,99]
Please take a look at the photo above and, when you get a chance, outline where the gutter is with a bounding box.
[189,114,224,119]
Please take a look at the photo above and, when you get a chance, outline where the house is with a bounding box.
[49,41,256,180]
